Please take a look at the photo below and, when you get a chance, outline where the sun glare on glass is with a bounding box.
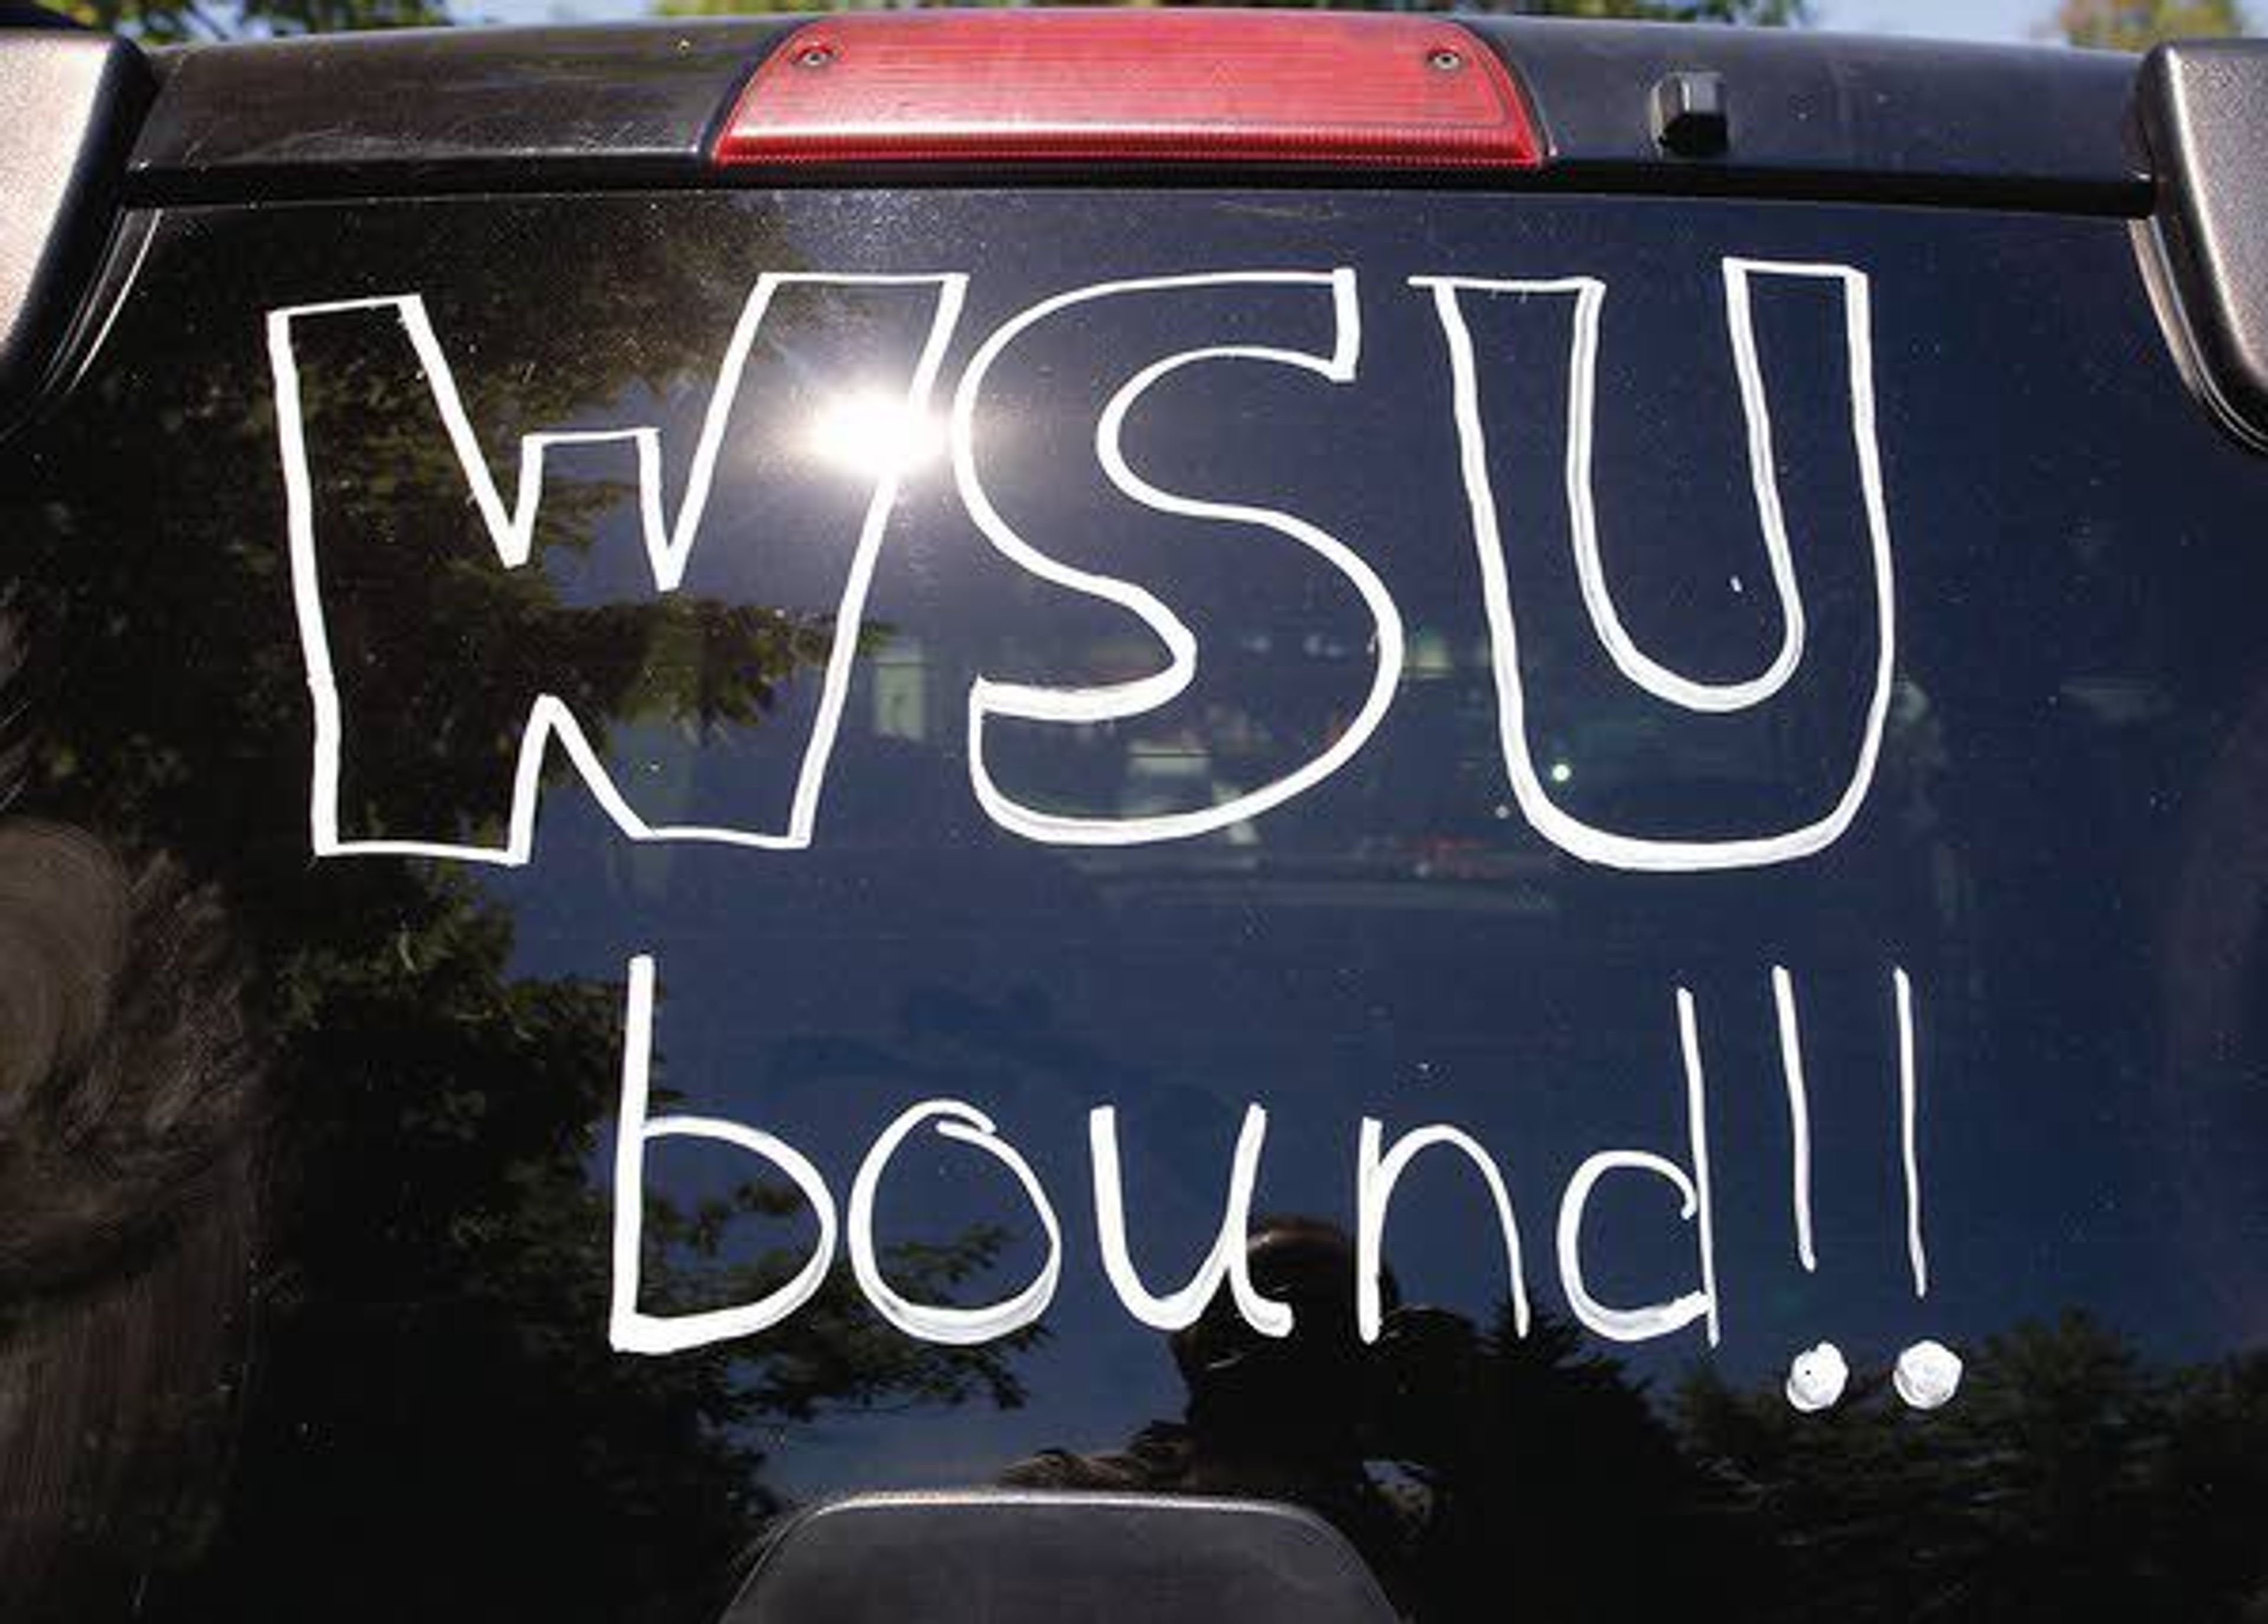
[807,392,946,480]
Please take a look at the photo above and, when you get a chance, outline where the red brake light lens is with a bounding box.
[714,11,1542,171]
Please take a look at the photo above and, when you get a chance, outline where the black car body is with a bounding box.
[5,11,2268,1621]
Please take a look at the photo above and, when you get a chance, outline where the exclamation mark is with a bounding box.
[1895,965,1925,1299]
[1771,966,1816,1273]
[1776,966,1960,1413]
[1891,966,1959,1408]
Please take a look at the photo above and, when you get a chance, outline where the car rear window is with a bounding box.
[7,187,2268,1622]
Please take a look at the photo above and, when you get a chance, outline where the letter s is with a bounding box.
[951,269,1405,846]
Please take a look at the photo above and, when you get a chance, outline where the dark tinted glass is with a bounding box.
[5,188,2267,1622]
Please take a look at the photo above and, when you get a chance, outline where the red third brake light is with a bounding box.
[714,11,1543,171]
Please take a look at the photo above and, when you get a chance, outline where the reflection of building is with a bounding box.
[872,634,930,744]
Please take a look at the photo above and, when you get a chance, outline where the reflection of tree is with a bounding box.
[1677,1313,2268,1622]
[2045,0,2248,48]
[1090,1281,2268,1624]
[1001,1217,1746,1624]
[1,200,1035,1622]
[1398,1307,1749,1624]
[0,821,262,1623]
[159,893,1037,1624]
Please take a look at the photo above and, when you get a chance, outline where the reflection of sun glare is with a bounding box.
[807,391,946,479]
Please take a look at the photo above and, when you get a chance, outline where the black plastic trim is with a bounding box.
[124,16,2150,217]
[1,31,152,433]
[2136,39,2268,451]
[128,19,795,203]
[721,1492,1397,1624]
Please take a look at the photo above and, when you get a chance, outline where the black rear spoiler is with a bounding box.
[123,17,2149,214]
[21,16,2268,462]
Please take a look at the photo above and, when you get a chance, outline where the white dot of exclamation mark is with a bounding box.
[1784,1341,1848,1412]
[1895,1339,1963,1409]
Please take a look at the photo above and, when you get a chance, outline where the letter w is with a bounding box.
[266,273,966,866]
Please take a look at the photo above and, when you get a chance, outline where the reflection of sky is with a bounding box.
[463,191,2268,1500]
[1810,0,2062,41]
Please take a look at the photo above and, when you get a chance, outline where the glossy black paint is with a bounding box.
[6,13,2268,1624]
[7,186,2268,1623]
